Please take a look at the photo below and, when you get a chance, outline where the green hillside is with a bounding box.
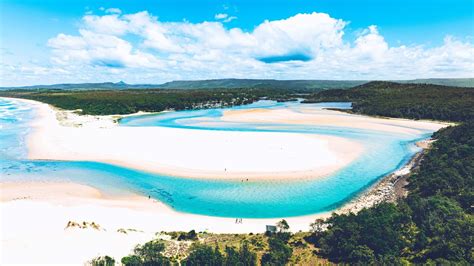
[305,81,474,121]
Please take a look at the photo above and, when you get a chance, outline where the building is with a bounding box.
[265,225,277,234]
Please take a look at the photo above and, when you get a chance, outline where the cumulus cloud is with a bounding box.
[60,11,347,62]
[83,14,129,35]
[4,9,472,85]
[47,29,163,69]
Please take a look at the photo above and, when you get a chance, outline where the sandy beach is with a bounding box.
[0,181,332,264]
[26,99,365,181]
[1,98,448,264]
[24,99,448,181]
[0,144,427,264]
[222,108,448,135]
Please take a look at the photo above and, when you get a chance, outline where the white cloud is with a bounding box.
[215,13,237,23]
[48,29,163,69]
[224,16,237,23]
[353,25,388,60]
[252,12,346,58]
[214,13,228,20]
[83,14,129,35]
[2,10,472,86]
[105,8,122,14]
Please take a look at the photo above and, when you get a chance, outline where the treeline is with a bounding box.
[306,81,473,264]
[304,81,474,122]
[0,87,314,115]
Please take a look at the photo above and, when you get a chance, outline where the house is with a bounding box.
[266,225,277,234]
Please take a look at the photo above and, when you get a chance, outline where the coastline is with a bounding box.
[333,140,430,215]
[1,97,439,220]
[0,181,333,264]
[1,97,442,212]
[23,97,365,181]
[0,97,440,264]
[0,138,432,263]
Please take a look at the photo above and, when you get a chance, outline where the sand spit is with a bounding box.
[26,99,364,181]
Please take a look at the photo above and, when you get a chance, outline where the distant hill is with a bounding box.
[1,78,472,91]
[397,78,474,88]
[156,79,367,90]
[0,81,160,91]
[305,81,474,121]
[0,79,367,91]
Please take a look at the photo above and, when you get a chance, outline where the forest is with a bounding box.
[315,122,473,264]
[304,81,474,122]
[0,87,310,115]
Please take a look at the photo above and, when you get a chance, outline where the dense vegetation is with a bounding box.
[306,81,474,264]
[304,81,474,122]
[0,87,313,115]
[314,124,473,264]
[397,78,474,88]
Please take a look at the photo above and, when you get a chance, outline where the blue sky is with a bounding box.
[0,0,473,86]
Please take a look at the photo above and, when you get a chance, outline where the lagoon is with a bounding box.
[0,98,437,218]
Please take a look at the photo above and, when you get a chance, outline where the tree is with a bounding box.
[184,244,223,266]
[224,246,240,266]
[261,237,292,265]
[239,241,257,266]
[310,218,325,234]
[276,219,290,233]
[90,255,115,266]
[223,241,257,266]
[121,255,142,266]
[178,230,198,241]
[132,240,170,265]
[407,195,473,262]
[348,245,375,264]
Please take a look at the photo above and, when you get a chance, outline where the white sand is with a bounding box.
[222,108,448,135]
[26,99,364,180]
[0,98,449,264]
[0,182,330,264]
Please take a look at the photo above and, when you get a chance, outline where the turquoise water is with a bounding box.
[0,98,433,218]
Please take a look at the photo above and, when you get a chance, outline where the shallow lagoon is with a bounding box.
[0,98,432,218]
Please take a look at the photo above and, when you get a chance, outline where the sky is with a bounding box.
[0,0,473,86]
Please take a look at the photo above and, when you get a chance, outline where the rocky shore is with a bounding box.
[335,139,433,215]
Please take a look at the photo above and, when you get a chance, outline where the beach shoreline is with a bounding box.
[1,97,441,221]
[22,97,365,181]
[0,97,442,264]
[0,138,431,264]
[334,140,430,215]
